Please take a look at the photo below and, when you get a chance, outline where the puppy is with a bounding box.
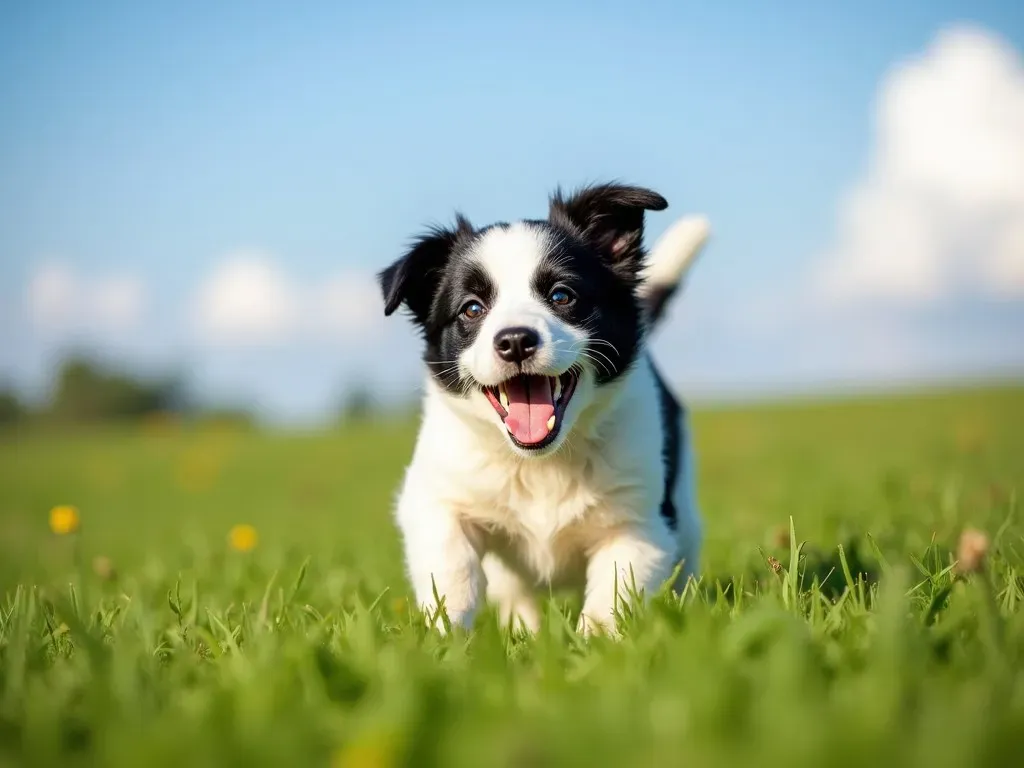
[377,182,710,635]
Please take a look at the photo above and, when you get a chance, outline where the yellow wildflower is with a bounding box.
[49,505,80,535]
[228,524,259,552]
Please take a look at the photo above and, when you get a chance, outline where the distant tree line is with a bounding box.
[335,382,420,426]
[0,355,419,430]
[0,355,253,428]
[0,389,23,426]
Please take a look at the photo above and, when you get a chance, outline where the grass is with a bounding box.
[1,384,1023,767]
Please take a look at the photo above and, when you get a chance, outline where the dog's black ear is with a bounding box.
[549,182,667,275]
[378,215,473,325]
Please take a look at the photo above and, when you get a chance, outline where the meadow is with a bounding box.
[1,384,1023,767]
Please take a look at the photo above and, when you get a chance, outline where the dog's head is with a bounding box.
[378,182,666,457]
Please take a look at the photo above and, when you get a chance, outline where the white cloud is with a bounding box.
[26,263,146,334]
[316,273,383,335]
[90,276,145,328]
[26,264,77,329]
[193,253,299,343]
[191,251,384,346]
[815,26,1024,304]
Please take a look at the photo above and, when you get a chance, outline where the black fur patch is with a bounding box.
[644,283,679,329]
[379,217,502,394]
[548,182,667,282]
[529,220,643,384]
[650,361,681,530]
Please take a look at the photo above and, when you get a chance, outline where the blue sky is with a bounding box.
[2,1,1023,422]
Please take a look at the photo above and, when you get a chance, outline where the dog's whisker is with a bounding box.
[587,338,621,358]
[575,351,612,378]
[433,363,463,376]
[433,368,465,384]
[585,347,617,373]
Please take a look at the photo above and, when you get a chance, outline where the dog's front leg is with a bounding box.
[397,491,483,633]
[578,524,676,637]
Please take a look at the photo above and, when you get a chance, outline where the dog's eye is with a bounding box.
[461,300,485,320]
[549,288,574,306]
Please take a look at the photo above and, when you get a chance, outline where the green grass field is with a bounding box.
[1,385,1023,767]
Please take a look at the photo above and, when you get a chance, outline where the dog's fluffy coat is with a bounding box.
[378,183,710,635]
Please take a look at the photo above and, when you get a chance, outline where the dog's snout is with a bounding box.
[494,327,540,364]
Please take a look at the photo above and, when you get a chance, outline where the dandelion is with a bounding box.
[49,505,80,535]
[228,524,259,552]
[956,528,989,575]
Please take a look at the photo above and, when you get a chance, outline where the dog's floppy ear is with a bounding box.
[549,182,667,276]
[378,215,473,325]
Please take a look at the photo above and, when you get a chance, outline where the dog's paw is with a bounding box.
[576,611,621,640]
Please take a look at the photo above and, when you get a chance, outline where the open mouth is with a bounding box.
[482,371,579,450]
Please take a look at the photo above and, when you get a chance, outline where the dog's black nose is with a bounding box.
[494,327,540,363]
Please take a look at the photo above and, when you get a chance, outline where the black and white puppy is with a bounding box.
[378,182,710,636]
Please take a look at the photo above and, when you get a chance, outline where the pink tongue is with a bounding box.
[503,375,555,444]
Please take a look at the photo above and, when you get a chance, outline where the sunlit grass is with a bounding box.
[1,385,1022,766]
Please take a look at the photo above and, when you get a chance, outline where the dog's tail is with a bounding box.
[640,215,711,331]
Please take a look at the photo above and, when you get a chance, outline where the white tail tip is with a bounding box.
[642,215,712,290]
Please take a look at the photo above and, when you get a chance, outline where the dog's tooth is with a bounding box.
[499,385,509,409]
[546,415,556,431]
[553,377,561,402]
